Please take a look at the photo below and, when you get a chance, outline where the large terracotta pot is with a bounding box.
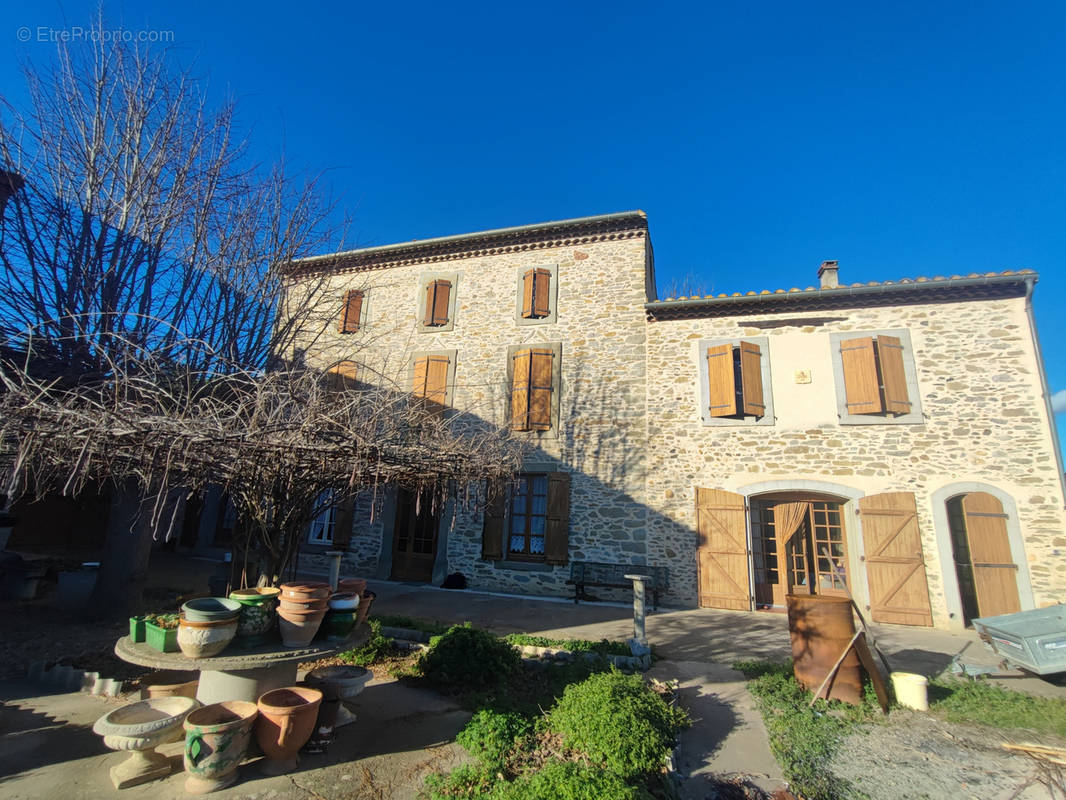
[277,607,326,648]
[141,670,199,700]
[786,594,863,705]
[178,617,237,659]
[255,687,323,775]
[183,700,258,794]
[338,578,366,596]
[229,587,279,646]
[279,582,331,603]
[278,597,328,612]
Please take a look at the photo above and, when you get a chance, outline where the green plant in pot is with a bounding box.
[228,587,280,647]
[145,614,180,652]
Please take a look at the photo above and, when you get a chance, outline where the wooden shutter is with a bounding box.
[521,270,536,318]
[532,269,551,318]
[425,280,451,326]
[528,349,554,430]
[962,492,1021,618]
[481,480,505,560]
[706,344,737,417]
[840,336,882,414]
[339,290,363,334]
[333,497,355,550]
[414,356,449,407]
[695,488,751,610]
[859,492,933,626]
[739,342,765,417]
[511,349,532,430]
[545,472,570,565]
[877,335,911,415]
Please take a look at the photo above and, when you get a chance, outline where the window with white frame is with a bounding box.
[308,490,337,544]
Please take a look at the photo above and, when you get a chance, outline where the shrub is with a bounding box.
[504,633,632,657]
[339,619,393,666]
[423,763,496,800]
[493,761,650,800]
[546,669,688,780]
[418,624,521,694]
[457,709,532,767]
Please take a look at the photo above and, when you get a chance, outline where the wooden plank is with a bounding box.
[860,492,933,627]
[696,488,751,611]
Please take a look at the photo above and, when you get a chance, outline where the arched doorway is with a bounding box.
[946,492,1021,623]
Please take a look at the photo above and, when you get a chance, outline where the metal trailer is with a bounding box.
[973,604,1066,676]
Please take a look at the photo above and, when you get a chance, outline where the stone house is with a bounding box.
[285,211,1065,631]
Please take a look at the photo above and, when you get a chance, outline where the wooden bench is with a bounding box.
[566,562,669,610]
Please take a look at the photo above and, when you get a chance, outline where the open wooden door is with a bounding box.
[696,488,751,611]
[859,492,933,626]
[391,489,439,582]
[960,492,1021,619]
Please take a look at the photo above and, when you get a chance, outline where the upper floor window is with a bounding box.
[418,272,458,332]
[410,349,456,410]
[308,489,336,544]
[830,329,923,424]
[338,290,364,334]
[510,346,556,431]
[699,336,775,426]
[515,264,558,325]
[424,279,452,326]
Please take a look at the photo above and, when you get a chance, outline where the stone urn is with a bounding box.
[277,606,327,648]
[183,700,259,794]
[178,617,238,658]
[93,696,199,789]
[255,686,323,775]
[303,665,371,750]
[229,587,280,646]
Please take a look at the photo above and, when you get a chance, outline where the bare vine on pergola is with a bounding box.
[0,328,525,583]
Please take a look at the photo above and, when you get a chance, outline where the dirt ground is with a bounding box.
[833,709,1064,800]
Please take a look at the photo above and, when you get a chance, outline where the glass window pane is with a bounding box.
[530,515,545,535]
[532,476,548,495]
[531,494,547,515]
[510,535,526,553]
[511,515,525,534]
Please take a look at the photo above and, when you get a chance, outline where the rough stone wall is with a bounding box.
[645,297,1066,627]
[290,232,652,599]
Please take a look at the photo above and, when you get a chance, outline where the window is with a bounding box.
[830,330,923,424]
[510,346,555,431]
[410,349,456,409]
[515,264,558,325]
[338,290,364,334]
[481,472,571,565]
[698,336,774,426]
[418,273,458,332]
[325,360,359,390]
[308,490,336,544]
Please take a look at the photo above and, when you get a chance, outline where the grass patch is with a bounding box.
[504,633,632,657]
[338,619,395,666]
[372,614,452,635]
[929,676,1066,738]
[733,660,877,800]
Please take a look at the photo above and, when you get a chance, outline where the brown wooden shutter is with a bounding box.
[333,496,355,550]
[706,344,737,417]
[413,356,449,407]
[511,349,532,430]
[528,348,554,431]
[739,341,765,417]
[962,492,1021,618]
[521,270,536,318]
[425,280,451,326]
[413,356,429,398]
[339,290,363,333]
[859,492,934,626]
[532,269,551,317]
[695,488,751,610]
[877,335,911,415]
[544,472,570,565]
[840,336,883,414]
[481,480,505,560]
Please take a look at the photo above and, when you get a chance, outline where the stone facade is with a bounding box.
[286,212,1066,630]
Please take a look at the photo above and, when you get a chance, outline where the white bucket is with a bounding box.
[891,671,929,711]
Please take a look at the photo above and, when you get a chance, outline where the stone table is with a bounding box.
[114,624,370,705]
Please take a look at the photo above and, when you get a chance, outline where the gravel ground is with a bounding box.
[833,709,1062,800]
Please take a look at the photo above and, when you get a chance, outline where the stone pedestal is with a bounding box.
[624,573,652,646]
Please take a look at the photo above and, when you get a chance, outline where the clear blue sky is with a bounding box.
[3,1,1065,442]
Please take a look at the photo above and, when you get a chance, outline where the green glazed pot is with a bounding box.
[183,701,258,794]
[229,588,280,646]
[322,610,358,642]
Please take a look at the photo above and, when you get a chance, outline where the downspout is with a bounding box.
[1023,276,1066,509]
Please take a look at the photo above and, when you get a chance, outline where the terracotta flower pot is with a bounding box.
[255,687,323,775]
[279,582,330,603]
[177,617,237,659]
[183,701,258,794]
[277,607,326,648]
[278,597,328,612]
[229,587,279,646]
[337,578,366,596]
[141,670,199,700]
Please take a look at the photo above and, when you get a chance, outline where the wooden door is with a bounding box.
[961,492,1021,619]
[696,488,751,610]
[860,492,934,627]
[391,489,438,582]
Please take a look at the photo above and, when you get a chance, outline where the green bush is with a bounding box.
[504,633,631,657]
[418,624,521,694]
[546,669,688,780]
[457,710,532,767]
[339,619,393,666]
[493,761,650,800]
[423,763,496,800]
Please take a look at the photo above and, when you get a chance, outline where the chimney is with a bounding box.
[818,260,839,289]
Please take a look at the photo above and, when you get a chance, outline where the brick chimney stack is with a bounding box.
[818,260,839,290]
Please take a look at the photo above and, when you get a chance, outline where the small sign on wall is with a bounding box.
[794,369,812,384]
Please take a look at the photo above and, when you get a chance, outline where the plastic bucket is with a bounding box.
[891,672,929,711]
